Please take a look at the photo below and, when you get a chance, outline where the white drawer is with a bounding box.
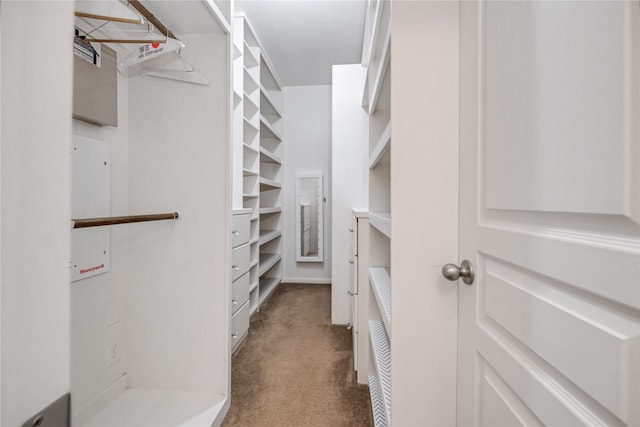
[232,271,250,315]
[231,301,250,351]
[232,243,250,281]
[231,213,251,248]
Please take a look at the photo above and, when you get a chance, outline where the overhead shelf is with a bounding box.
[370,212,391,238]
[362,2,391,115]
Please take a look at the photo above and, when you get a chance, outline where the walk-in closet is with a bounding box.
[3,1,638,427]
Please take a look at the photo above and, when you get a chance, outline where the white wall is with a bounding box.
[283,85,332,283]
[391,2,459,425]
[1,2,73,425]
[70,59,130,425]
[126,32,230,394]
[331,65,368,324]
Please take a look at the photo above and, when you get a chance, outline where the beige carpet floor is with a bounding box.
[222,283,373,427]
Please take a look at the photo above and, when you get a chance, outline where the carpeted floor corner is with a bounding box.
[222,283,373,427]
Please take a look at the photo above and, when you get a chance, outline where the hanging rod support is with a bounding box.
[72,212,179,229]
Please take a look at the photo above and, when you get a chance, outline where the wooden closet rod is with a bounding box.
[128,0,178,40]
[74,11,142,24]
[72,212,179,229]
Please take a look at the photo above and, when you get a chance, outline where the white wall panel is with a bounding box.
[283,85,332,283]
[1,2,73,425]
[331,64,368,324]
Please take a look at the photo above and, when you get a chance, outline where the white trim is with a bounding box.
[281,277,331,285]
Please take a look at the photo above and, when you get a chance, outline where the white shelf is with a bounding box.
[259,253,281,276]
[243,117,259,132]
[259,147,282,164]
[259,54,283,91]
[369,267,391,334]
[369,320,391,426]
[243,67,259,94]
[370,212,391,238]
[259,277,280,304]
[243,41,259,68]
[243,93,259,117]
[369,376,388,427]
[243,193,259,199]
[233,42,242,60]
[259,207,282,215]
[259,177,282,190]
[84,388,226,427]
[369,121,391,169]
[260,86,282,118]
[260,115,282,140]
[243,168,258,177]
[368,30,390,115]
[250,280,259,292]
[243,142,259,154]
[250,258,259,268]
[259,229,281,246]
[250,301,259,315]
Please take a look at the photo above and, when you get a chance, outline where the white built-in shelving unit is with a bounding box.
[232,13,284,319]
[363,1,392,426]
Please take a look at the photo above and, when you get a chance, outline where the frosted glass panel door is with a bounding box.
[296,174,323,262]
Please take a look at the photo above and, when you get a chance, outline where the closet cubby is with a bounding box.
[233,13,284,320]
[69,2,232,426]
[363,1,392,426]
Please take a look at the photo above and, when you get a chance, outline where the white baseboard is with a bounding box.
[72,373,128,426]
[281,277,332,285]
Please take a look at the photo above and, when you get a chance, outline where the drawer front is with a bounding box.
[232,243,250,281]
[231,301,250,351]
[232,271,250,315]
[231,213,251,248]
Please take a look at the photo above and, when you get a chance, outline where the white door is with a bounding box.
[457,1,640,426]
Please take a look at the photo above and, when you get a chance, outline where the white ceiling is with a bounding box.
[235,0,367,87]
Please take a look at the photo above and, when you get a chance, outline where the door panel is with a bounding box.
[483,1,629,215]
[459,1,640,426]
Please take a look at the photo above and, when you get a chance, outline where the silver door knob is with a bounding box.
[441,259,474,285]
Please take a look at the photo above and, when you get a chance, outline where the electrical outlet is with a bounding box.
[107,342,121,367]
